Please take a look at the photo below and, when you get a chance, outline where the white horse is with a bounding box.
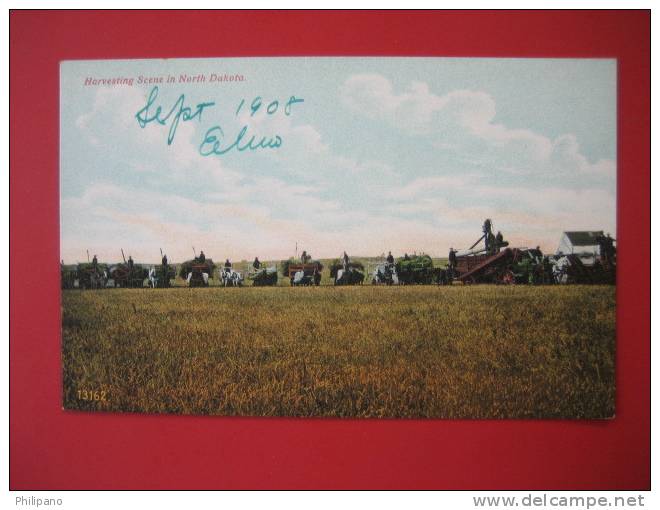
[148,266,159,288]
[221,268,243,287]
[89,269,108,289]
[550,256,570,284]
[186,271,209,286]
[292,270,313,286]
[371,263,399,285]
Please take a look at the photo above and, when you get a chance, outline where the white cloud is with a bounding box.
[62,65,616,263]
[340,73,615,177]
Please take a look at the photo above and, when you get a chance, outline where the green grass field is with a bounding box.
[62,285,615,418]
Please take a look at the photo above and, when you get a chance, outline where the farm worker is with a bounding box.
[253,257,261,270]
[404,253,410,261]
[92,255,98,272]
[448,248,457,268]
[301,250,310,264]
[198,251,206,263]
[386,251,394,265]
[607,234,617,262]
[127,255,134,271]
[495,231,504,252]
[483,219,494,253]
[161,254,169,287]
[225,259,232,269]
[343,251,350,271]
[596,234,616,264]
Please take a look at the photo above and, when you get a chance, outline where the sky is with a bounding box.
[60,57,616,263]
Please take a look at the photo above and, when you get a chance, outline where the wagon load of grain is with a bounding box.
[74,262,109,289]
[61,264,77,289]
[329,259,365,285]
[76,262,108,274]
[153,265,176,281]
[146,263,177,288]
[108,263,149,288]
[328,259,365,278]
[248,266,278,286]
[178,258,216,287]
[281,258,324,286]
[395,254,437,285]
[178,259,217,280]
[281,258,324,277]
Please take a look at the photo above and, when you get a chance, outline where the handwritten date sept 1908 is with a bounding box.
[135,86,304,157]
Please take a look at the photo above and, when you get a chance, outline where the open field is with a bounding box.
[62,285,615,418]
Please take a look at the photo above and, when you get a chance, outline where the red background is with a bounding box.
[9,10,650,489]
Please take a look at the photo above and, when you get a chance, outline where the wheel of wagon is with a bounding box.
[500,270,515,285]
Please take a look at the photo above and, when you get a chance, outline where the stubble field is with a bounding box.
[62,285,615,418]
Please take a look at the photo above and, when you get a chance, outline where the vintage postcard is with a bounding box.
[60,57,616,418]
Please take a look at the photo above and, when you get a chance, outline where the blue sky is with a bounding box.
[60,57,616,263]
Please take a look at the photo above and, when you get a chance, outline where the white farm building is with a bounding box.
[556,231,604,266]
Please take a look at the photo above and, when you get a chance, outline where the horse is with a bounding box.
[148,266,159,288]
[89,269,108,289]
[371,263,399,285]
[221,268,243,287]
[291,270,314,286]
[249,266,278,286]
[334,268,365,285]
[187,270,209,287]
[78,268,108,289]
[550,256,571,284]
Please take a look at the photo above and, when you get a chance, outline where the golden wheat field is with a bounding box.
[62,285,615,418]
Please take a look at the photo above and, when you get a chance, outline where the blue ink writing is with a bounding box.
[135,89,303,157]
[135,86,215,145]
[235,95,304,117]
[199,126,283,156]
[284,96,304,115]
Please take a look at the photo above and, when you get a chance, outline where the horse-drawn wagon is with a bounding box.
[282,259,323,286]
[220,266,244,287]
[179,259,216,287]
[247,266,278,286]
[75,262,108,289]
[552,253,616,284]
[108,263,148,288]
[148,265,176,288]
[395,254,443,285]
[330,260,365,285]
[370,262,399,285]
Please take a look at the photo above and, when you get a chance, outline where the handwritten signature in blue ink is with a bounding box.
[135,86,215,145]
[199,126,283,156]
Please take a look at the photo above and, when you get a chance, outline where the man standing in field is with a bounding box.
[386,251,394,265]
[253,257,261,270]
[343,251,350,272]
[448,248,457,279]
[161,253,169,288]
[198,250,206,263]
